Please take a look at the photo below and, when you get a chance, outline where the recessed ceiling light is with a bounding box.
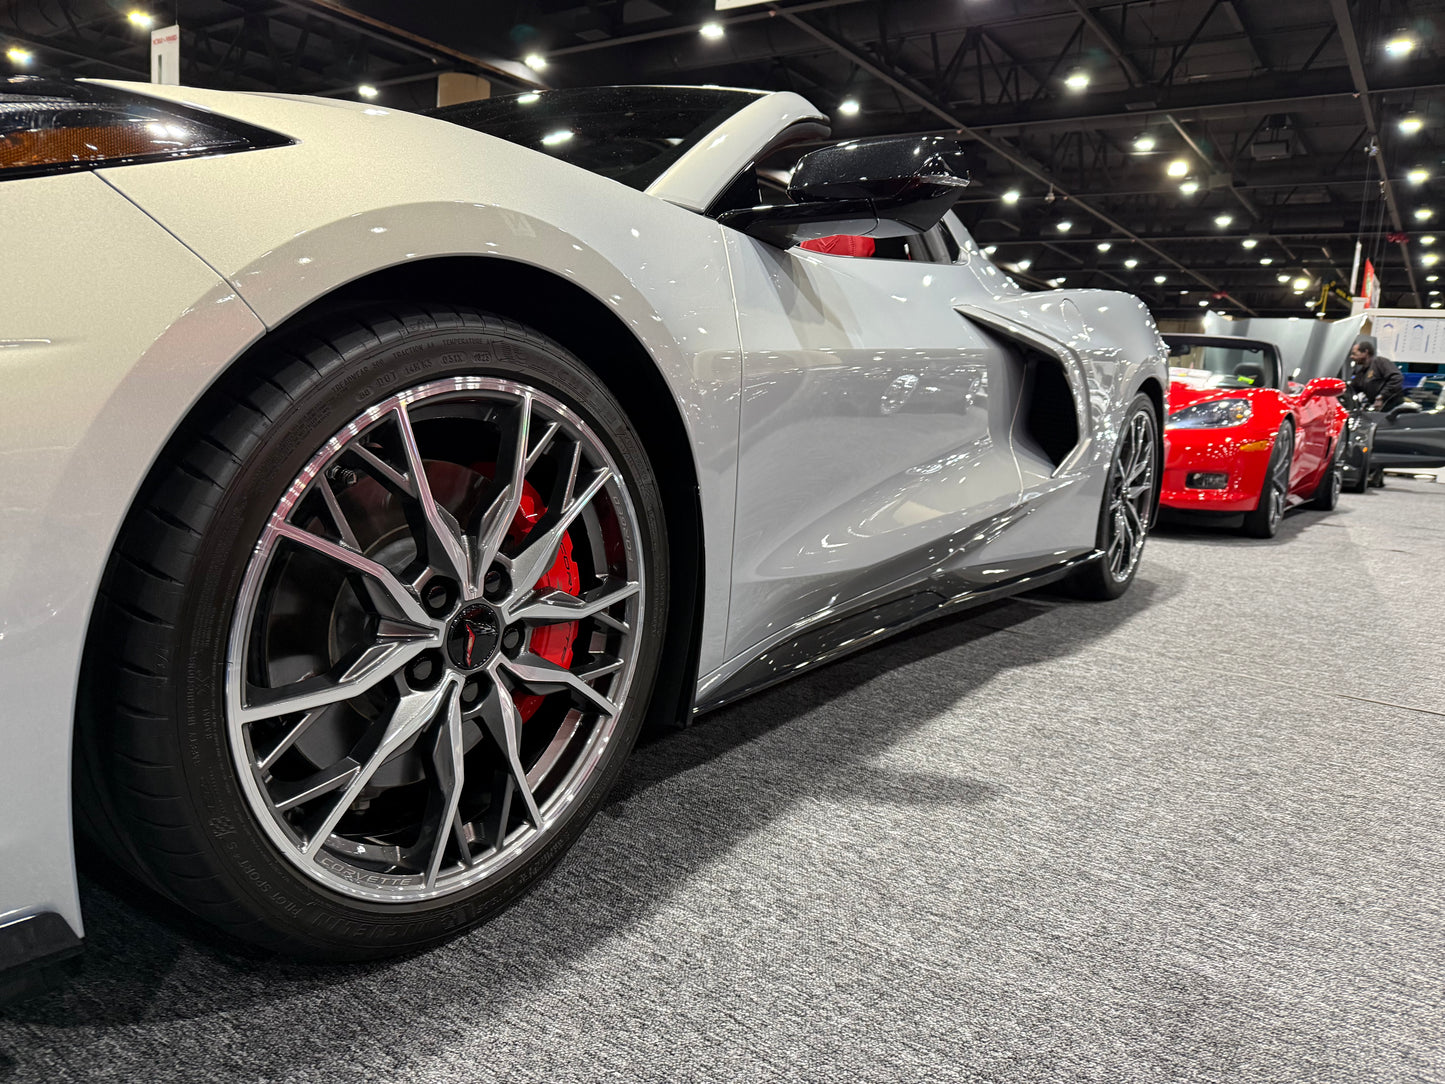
[1407,168,1430,185]
[357,84,379,99]
[984,245,998,255]
[1292,277,1311,291]
[1423,236,1438,246]
[127,10,155,27]
[1423,253,1441,266]
[517,92,541,104]
[1001,189,1021,204]
[1198,299,1210,307]
[1124,258,1139,269]
[1133,135,1155,153]
[1017,258,1032,271]
[1057,220,1072,232]
[1179,180,1200,196]
[1096,241,1112,252]
[699,21,725,40]
[1242,238,1258,248]
[1399,115,1424,135]
[1384,34,1417,57]
[1214,214,1233,228]
[1064,70,1090,91]
[1432,290,1441,296]
[541,129,573,146]
[1261,257,1274,265]
[1433,301,1443,308]
[6,46,32,65]
[524,53,548,72]
[1153,275,1166,284]
[1428,274,1440,282]
[1167,158,1190,177]
[837,98,861,117]
[1277,274,1291,283]
[1415,208,1434,221]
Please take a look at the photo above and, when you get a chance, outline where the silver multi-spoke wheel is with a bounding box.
[1104,407,1156,584]
[226,377,644,902]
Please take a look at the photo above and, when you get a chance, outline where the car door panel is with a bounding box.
[721,235,1024,661]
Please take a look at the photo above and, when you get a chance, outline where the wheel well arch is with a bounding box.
[1136,376,1164,425]
[240,256,705,733]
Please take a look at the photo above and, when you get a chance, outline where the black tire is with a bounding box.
[1368,465,1385,488]
[1240,421,1293,538]
[77,305,669,959]
[1344,448,1369,494]
[1066,392,1159,600]
[1309,435,1344,510]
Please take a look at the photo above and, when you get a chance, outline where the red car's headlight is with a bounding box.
[1166,398,1253,429]
[1,75,290,181]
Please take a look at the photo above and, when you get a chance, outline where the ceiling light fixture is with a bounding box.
[524,53,548,72]
[837,98,860,116]
[1423,253,1440,267]
[126,10,155,27]
[1016,258,1032,271]
[699,21,725,40]
[1261,257,1274,265]
[357,84,379,99]
[1407,168,1430,185]
[1422,236,1438,246]
[1001,189,1021,204]
[1214,214,1233,228]
[1124,258,1139,269]
[1292,277,1310,291]
[1242,238,1258,249]
[1198,299,1210,307]
[1415,208,1434,221]
[1096,241,1112,252]
[6,45,32,65]
[1278,274,1291,283]
[1166,158,1189,177]
[1057,220,1073,232]
[984,245,998,255]
[1133,135,1155,153]
[541,129,574,146]
[1153,275,1166,284]
[1179,180,1200,196]
[1399,115,1424,135]
[1064,70,1090,91]
[1384,33,1417,57]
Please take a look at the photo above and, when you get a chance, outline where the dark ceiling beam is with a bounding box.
[1328,0,1420,305]
[1065,0,1146,85]
[1221,0,1270,72]
[1157,0,1222,87]
[771,6,1257,315]
[1166,114,1261,221]
[547,0,867,57]
[278,0,538,89]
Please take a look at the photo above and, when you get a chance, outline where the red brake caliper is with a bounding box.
[506,479,580,721]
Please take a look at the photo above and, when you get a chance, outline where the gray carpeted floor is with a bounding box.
[3,476,1443,1083]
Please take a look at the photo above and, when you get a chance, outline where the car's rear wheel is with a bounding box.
[1345,446,1370,494]
[1240,421,1293,538]
[1309,435,1344,510]
[78,305,668,958]
[1065,393,1158,600]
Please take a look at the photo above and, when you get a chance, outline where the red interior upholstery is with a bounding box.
[798,234,877,257]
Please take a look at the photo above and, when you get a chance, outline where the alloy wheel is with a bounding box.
[1104,407,1156,583]
[225,377,644,902]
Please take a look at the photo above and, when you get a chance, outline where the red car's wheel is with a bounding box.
[1309,435,1345,511]
[1240,421,1293,538]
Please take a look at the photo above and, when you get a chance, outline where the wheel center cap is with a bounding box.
[447,602,502,671]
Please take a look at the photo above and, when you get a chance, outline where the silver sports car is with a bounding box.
[0,76,1166,989]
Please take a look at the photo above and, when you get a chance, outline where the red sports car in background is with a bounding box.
[1161,334,1348,538]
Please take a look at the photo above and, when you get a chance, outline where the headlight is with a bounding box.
[1,75,289,181]
[1166,398,1253,429]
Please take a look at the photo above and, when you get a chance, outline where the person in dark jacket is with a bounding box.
[1348,335,1405,410]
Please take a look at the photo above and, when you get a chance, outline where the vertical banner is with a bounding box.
[1359,258,1379,310]
[151,24,180,85]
